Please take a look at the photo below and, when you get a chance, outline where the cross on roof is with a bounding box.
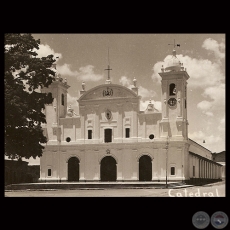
[168,39,180,48]
[104,48,112,81]
[105,65,112,80]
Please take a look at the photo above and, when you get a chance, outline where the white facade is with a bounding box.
[39,49,222,183]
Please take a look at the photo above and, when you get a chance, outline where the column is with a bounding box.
[79,106,85,140]
[116,149,123,181]
[213,164,215,179]
[211,163,213,179]
[52,98,58,125]
[205,161,208,178]
[137,161,139,181]
[131,152,138,181]
[143,116,146,139]
[210,163,212,179]
[209,163,211,178]
[201,160,202,178]
[94,105,100,141]
[132,103,138,138]
[203,160,205,178]
[65,161,68,181]
[209,162,211,178]
[177,79,182,117]
[162,81,167,118]
[214,164,216,179]
[79,150,85,181]
[217,165,220,179]
[215,165,217,179]
[117,104,123,140]
[93,158,100,181]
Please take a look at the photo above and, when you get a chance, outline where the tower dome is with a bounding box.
[165,49,181,72]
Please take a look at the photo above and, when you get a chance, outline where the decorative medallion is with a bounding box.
[106,149,110,154]
[103,87,113,97]
[168,97,177,107]
[105,109,112,120]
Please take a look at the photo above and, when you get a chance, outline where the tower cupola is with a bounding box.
[165,49,181,72]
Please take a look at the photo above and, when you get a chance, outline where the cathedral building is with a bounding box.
[39,48,222,183]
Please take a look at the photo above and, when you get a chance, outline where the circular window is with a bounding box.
[149,134,154,140]
[66,137,71,142]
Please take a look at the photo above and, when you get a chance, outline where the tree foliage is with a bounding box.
[5,33,56,160]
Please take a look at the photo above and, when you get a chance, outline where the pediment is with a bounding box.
[78,84,138,101]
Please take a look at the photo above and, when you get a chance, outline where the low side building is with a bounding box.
[5,159,40,186]
[212,151,225,179]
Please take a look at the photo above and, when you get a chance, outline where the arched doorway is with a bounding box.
[68,157,80,182]
[100,156,117,181]
[139,155,152,181]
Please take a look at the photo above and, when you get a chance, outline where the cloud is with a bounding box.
[202,84,225,103]
[197,101,213,116]
[138,86,157,99]
[119,76,157,98]
[151,39,225,89]
[197,100,213,111]
[218,117,225,131]
[151,61,164,84]
[182,55,224,88]
[67,93,78,106]
[57,63,79,77]
[204,111,214,117]
[189,130,222,144]
[119,76,160,112]
[36,44,103,82]
[56,64,104,82]
[151,39,225,120]
[202,38,225,60]
[77,65,104,82]
[36,44,62,60]
[189,130,206,140]
[197,84,225,115]
[119,76,132,88]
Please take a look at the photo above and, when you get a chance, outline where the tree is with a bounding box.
[5,33,56,160]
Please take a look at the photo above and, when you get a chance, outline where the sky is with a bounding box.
[24,33,225,165]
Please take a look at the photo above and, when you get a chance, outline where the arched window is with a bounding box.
[48,169,51,176]
[169,83,176,96]
[88,130,92,139]
[105,129,112,143]
[61,94,64,106]
[170,166,175,175]
[125,128,130,138]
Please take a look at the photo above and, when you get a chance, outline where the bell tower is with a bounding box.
[158,48,190,140]
[41,64,70,143]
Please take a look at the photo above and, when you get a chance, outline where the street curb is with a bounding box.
[5,185,195,192]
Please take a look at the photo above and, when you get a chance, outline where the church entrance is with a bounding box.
[68,157,79,182]
[139,155,152,181]
[100,156,116,181]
